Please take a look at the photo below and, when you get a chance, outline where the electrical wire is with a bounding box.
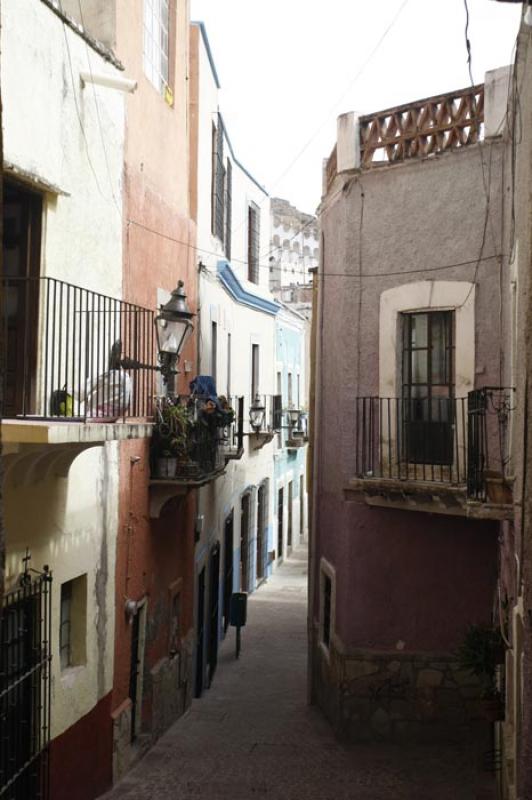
[226,0,412,241]
[76,0,122,216]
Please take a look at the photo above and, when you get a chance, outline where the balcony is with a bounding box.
[149,394,240,517]
[220,396,244,461]
[345,389,514,519]
[248,394,282,450]
[2,276,155,483]
[284,408,309,450]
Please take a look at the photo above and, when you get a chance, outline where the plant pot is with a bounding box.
[479,695,505,722]
[155,456,177,479]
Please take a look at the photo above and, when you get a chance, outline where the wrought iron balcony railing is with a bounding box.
[151,396,229,485]
[219,396,244,460]
[3,276,156,421]
[355,389,514,503]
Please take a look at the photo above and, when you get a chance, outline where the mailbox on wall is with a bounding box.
[229,592,247,628]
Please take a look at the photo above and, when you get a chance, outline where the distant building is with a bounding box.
[269,198,319,290]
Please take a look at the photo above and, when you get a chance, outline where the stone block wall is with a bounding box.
[313,638,491,744]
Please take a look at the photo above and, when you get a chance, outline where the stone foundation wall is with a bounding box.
[112,633,194,784]
[313,639,490,743]
[146,632,194,740]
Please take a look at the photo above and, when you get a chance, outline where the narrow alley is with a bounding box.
[101,547,495,800]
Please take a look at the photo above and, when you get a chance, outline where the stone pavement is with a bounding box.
[101,545,495,800]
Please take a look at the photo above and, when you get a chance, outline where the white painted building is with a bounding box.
[269,197,319,290]
[190,22,285,694]
[1,1,150,791]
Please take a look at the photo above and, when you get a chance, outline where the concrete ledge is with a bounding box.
[2,419,153,446]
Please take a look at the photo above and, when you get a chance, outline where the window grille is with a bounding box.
[248,202,260,284]
[212,116,225,243]
[143,0,170,95]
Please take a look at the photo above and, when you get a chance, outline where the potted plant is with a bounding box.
[152,401,191,479]
[456,623,505,721]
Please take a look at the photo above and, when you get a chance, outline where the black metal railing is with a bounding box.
[0,566,52,800]
[467,387,514,502]
[219,396,244,460]
[151,396,227,483]
[248,394,283,435]
[3,276,156,421]
[355,392,514,501]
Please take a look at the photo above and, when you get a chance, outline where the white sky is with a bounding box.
[191,0,522,216]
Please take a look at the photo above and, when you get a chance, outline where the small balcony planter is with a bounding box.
[154,455,178,479]
[456,623,506,723]
[151,401,191,480]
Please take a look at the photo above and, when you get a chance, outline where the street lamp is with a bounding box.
[155,281,195,391]
[286,406,301,430]
[249,393,266,433]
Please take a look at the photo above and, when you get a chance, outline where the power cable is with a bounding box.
[227,0,412,240]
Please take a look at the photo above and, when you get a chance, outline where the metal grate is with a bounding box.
[0,564,53,800]
[2,276,156,421]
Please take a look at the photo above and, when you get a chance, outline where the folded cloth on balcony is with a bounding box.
[190,375,220,408]
[85,369,131,419]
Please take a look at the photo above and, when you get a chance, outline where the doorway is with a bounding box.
[3,181,42,417]
[195,567,206,698]
[300,474,305,541]
[277,487,284,562]
[402,311,454,465]
[256,482,268,582]
[207,543,220,687]
[240,493,251,592]
[223,513,234,634]
[129,602,146,743]
[288,481,293,551]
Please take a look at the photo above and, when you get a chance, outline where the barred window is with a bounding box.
[60,575,87,670]
[248,202,260,284]
[143,0,169,95]
[225,159,232,260]
[212,117,226,243]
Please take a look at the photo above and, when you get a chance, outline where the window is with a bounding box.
[211,321,217,386]
[287,373,293,407]
[227,333,232,396]
[248,202,260,284]
[225,159,232,260]
[402,311,454,465]
[143,0,170,95]
[276,371,282,447]
[60,575,87,670]
[251,344,260,399]
[212,117,225,243]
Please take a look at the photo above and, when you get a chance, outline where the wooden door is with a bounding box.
[3,182,42,416]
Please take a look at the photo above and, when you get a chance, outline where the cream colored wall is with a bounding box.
[2,0,125,298]
[2,0,124,739]
[5,445,118,738]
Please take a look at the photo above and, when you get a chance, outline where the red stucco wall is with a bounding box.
[50,693,113,800]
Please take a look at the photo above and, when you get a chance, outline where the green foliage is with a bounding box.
[153,401,191,460]
[456,624,504,697]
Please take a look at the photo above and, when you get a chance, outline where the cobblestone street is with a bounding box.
[101,546,495,800]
